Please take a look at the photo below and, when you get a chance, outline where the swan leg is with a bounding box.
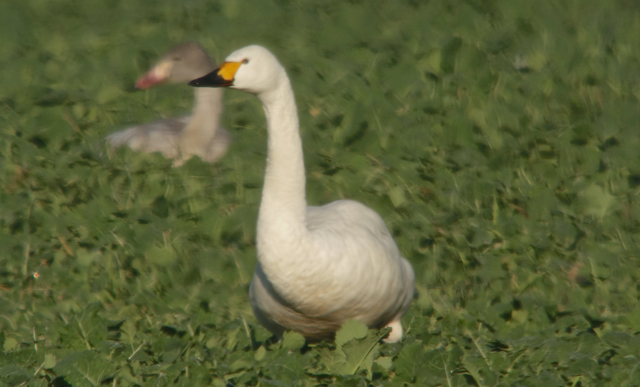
[382,319,403,343]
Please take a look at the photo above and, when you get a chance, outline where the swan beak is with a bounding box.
[136,61,172,89]
[189,61,242,88]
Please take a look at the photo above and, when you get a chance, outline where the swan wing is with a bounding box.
[304,200,414,319]
[106,116,189,158]
[252,200,414,338]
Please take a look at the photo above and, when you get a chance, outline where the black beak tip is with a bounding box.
[188,76,208,87]
[188,71,231,88]
[188,79,202,87]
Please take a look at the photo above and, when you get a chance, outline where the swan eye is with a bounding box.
[242,59,249,64]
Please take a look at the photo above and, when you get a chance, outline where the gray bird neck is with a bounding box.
[180,87,224,150]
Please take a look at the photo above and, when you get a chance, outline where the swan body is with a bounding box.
[190,45,414,342]
[106,43,231,166]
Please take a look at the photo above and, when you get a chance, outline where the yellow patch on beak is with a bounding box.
[217,61,243,81]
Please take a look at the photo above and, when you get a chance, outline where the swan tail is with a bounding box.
[382,319,403,343]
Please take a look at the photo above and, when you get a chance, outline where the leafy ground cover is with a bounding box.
[2,0,640,385]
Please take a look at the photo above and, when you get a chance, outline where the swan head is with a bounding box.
[188,45,286,95]
[136,42,215,89]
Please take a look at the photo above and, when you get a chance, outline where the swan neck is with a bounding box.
[258,75,307,238]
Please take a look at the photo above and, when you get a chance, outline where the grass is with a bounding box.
[2,0,640,385]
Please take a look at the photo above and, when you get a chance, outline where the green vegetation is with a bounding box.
[2,0,640,385]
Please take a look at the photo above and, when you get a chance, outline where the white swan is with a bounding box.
[190,45,414,342]
[106,43,231,166]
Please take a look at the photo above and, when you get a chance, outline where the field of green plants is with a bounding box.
[2,0,640,385]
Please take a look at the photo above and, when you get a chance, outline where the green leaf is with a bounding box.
[281,331,305,351]
[0,365,32,386]
[388,186,407,208]
[53,351,117,386]
[146,245,178,267]
[226,327,241,351]
[567,354,597,376]
[335,320,368,349]
[230,358,252,372]
[96,85,123,105]
[43,353,57,369]
[75,248,101,267]
[318,346,346,374]
[2,337,17,352]
[395,341,424,382]
[121,319,138,349]
[340,329,381,376]
[417,50,442,75]
[577,184,618,218]
[319,322,387,378]
[254,345,266,361]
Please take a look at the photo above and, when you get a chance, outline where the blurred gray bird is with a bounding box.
[106,43,231,166]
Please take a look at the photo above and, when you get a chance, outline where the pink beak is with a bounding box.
[135,70,165,89]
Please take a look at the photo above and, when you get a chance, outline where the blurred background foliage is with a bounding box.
[2,0,640,385]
